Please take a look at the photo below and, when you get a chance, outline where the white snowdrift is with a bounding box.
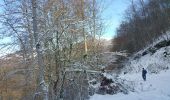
[90,69,170,100]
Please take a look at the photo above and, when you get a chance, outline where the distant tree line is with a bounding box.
[112,0,170,53]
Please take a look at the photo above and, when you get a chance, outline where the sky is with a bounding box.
[101,0,131,40]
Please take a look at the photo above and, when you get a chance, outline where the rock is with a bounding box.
[154,40,167,49]
[142,51,148,56]
[101,77,113,86]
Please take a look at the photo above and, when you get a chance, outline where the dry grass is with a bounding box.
[0,54,37,100]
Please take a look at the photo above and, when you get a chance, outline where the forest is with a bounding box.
[112,0,170,53]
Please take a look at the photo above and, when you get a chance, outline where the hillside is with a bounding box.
[90,33,170,100]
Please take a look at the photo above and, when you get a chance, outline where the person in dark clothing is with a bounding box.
[142,68,147,81]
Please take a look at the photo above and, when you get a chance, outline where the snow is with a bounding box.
[90,35,170,100]
[65,68,101,73]
[90,70,170,100]
[124,46,170,73]
[102,73,116,79]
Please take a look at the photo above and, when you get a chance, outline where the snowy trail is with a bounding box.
[90,70,170,100]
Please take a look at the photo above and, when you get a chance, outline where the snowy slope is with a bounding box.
[90,69,170,100]
[90,33,170,100]
[124,46,170,74]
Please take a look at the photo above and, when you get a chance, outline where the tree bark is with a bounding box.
[32,0,48,99]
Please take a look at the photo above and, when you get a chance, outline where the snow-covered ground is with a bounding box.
[90,33,170,100]
[90,69,170,100]
[125,46,170,73]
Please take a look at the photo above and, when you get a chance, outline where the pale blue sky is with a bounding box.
[101,0,131,40]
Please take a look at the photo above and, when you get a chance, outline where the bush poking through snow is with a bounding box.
[95,77,131,95]
[147,63,169,74]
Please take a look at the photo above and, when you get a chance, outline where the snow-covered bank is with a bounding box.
[124,45,170,74]
[90,69,170,100]
[90,34,170,100]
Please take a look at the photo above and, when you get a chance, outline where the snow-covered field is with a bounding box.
[90,69,170,100]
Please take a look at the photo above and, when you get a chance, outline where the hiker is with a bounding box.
[142,68,147,81]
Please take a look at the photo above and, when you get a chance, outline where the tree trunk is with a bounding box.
[32,0,48,99]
